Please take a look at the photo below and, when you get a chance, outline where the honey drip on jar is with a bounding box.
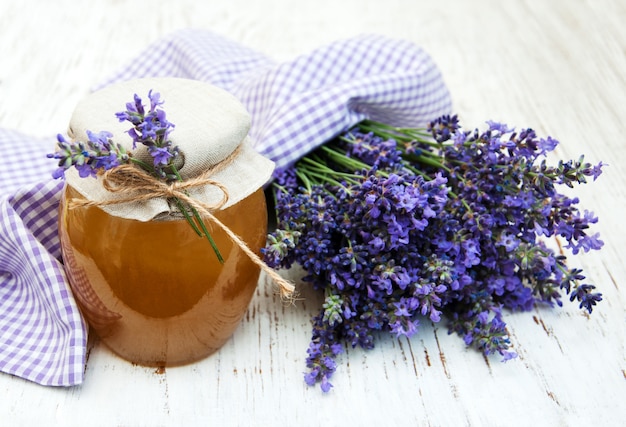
[59,185,267,367]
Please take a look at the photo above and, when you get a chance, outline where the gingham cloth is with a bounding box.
[0,29,451,386]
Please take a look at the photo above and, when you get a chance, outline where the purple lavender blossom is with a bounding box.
[47,131,128,178]
[115,91,179,179]
[149,145,175,165]
[264,115,605,392]
[49,90,179,180]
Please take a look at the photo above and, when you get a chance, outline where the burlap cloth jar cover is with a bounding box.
[65,77,275,220]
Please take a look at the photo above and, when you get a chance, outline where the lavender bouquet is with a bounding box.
[263,115,604,392]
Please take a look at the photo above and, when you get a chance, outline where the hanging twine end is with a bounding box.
[277,278,299,306]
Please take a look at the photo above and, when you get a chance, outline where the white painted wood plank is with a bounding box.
[1,0,625,426]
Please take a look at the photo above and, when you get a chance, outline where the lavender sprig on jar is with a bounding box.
[50,130,128,179]
[49,90,177,180]
[49,90,223,261]
[114,90,180,180]
[263,115,605,392]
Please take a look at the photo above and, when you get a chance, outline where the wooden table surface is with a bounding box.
[1,1,625,426]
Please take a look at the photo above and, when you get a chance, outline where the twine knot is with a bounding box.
[90,164,230,211]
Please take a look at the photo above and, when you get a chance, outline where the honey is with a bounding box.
[58,184,267,366]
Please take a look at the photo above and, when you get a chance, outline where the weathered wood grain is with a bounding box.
[1,0,624,426]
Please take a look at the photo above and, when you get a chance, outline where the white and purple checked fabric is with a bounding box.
[0,29,451,386]
[1,181,87,386]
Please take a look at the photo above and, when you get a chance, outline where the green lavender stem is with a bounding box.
[171,166,224,264]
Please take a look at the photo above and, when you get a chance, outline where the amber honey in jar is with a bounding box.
[59,185,268,366]
[58,77,277,367]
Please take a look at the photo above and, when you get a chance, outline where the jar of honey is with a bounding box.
[57,77,276,366]
[59,185,267,366]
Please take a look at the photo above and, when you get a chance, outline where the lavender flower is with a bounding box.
[49,90,178,180]
[48,131,128,179]
[265,116,605,392]
[115,89,179,180]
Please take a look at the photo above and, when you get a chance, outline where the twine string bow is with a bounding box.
[69,163,296,302]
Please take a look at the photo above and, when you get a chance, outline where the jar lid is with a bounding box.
[64,77,274,221]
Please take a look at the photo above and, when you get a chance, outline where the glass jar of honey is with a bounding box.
[59,184,268,366]
[57,77,278,367]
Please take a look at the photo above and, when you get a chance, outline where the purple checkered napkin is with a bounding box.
[0,29,451,386]
[99,30,452,170]
[1,180,87,386]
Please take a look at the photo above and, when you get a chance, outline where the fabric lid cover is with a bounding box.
[65,77,275,221]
